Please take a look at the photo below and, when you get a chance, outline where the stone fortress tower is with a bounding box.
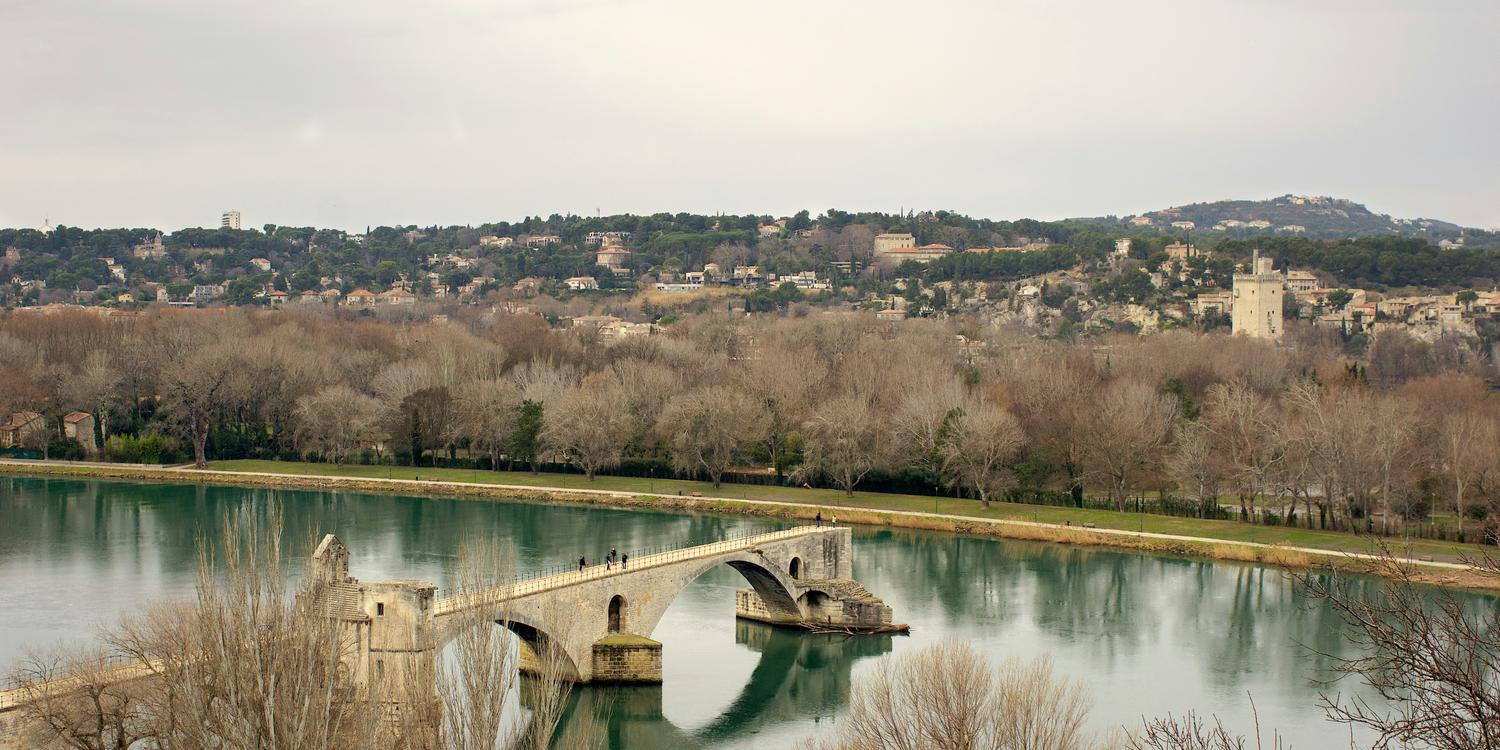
[1231,250,1284,341]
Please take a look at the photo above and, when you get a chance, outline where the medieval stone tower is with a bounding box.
[1231,250,1284,341]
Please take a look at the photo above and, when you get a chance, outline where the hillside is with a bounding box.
[1089,194,1482,241]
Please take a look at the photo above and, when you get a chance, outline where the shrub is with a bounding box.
[104,433,181,464]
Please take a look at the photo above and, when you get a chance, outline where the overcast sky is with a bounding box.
[2,0,1497,232]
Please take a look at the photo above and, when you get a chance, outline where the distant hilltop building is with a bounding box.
[873,232,916,255]
[221,210,241,230]
[585,231,631,246]
[872,232,953,267]
[1164,241,1199,261]
[876,244,953,266]
[1231,250,1283,341]
[133,232,166,259]
[595,241,632,273]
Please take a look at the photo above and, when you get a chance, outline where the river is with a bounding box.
[2,475,1489,747]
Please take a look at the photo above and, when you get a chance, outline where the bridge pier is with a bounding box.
[736,580,894,631]
[591,635,663,682]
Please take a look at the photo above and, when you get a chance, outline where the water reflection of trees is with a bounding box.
[0,476,789,592]
[844,526,1441,713]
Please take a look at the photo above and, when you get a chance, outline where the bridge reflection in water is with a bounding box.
[552,620,895,749]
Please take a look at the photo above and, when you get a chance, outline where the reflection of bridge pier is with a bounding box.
[551,620,896,749]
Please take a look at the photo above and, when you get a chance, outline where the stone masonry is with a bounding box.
[328,526,892,688]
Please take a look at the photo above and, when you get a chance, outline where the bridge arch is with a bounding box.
[444,550,808,684]
[494,615,584,682]
[427,527,870,683]
[679,553,803,623]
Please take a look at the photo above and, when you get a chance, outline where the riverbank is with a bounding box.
[3,459,1496,590]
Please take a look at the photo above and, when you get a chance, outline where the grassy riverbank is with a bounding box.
[212,459,1491,559]
[5,458,1496,589]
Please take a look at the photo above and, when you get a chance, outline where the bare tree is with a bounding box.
[8,648,151,750]
[373,359,439,417]
[1201,379,1284,519]
[158,342,242,468]
[509,358,579,411]
[1165,419,1229,517]
[1126,708,1285,750]
[1078,377,1178,512]
[66,351,122,450]
[452,378,521,469]
[1367,393,1417,532]
[1282,379,1351,528]
[542,377,632,480]
[11,517,588,750]
[104,508,376,749]
[293,384,384,464]
[434,537,521,750]
[801,640,1097,750]
[1368,329,1435,385]
[799,395,883,497]
[893,375,966,478]
[608,358,682,449]
[941,400,1026,508]
[1298,552,1500,750]
[1003,352,1098,505]
[735,341,826,481]
[656,386,768,488]
[1439,410,1497,532]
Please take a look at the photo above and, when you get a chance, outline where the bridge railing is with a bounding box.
[0,653,153,712]
[435,526,817,616]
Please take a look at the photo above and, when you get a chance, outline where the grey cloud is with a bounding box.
[1,0,1496,230]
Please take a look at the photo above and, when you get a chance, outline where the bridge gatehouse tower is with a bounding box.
[310,535,437,712]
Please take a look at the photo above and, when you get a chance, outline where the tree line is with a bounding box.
[1,307,1497,538]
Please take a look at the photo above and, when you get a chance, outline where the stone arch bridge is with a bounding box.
[313,526,894,686]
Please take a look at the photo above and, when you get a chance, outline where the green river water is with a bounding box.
[3,475,1492,748]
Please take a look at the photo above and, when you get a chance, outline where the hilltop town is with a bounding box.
[1,202,1497,356]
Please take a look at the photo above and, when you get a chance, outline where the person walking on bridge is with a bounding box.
[578,556,587,571]
[621,553,628,570]
[815,511,822,528]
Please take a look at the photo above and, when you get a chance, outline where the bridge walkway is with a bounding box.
[434,526,819,619]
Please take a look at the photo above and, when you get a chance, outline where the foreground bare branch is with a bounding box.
[803,640,1098,750]
[1299,550,1500,750]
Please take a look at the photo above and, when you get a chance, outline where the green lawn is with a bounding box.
[202,459,1490,564]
